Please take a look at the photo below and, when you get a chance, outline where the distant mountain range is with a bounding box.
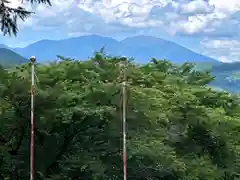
[1,35,219,64]
[0,48,27,67]
[2,35,240,92]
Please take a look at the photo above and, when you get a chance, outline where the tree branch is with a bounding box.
[0,0,51,36]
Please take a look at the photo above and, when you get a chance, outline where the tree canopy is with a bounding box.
[0,0,51,36]
[0,53,240,179]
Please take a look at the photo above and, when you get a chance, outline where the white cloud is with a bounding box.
[209,0,240,13]
[77,0,169,27]
[181,0,214,14]
[4,0,240,56]
[201,39,240,62]
[75,0,240,37]
[8,0,240,39]
[8,0,30,8]
[16,0,77,28]
[167,0,237,36]
[13,0,168,36]
[169,11,227,35]
[162,0,240,36]
[170,15,208,35]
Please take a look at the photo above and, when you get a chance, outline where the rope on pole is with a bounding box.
[30,56,36,180]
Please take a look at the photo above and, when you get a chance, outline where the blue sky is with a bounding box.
[1,0,240,62]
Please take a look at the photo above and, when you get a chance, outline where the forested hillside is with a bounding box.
[0,48,28,67]
[0,53,240,180]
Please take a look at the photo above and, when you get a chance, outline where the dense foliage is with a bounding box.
[0,53,240,180]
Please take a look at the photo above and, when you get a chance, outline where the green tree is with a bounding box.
[0,53,240,179]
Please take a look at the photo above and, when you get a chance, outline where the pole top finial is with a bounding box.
[30,56,36,63]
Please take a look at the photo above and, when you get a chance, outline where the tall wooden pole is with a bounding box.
[121,58,127,180]
[30,56,36,180]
